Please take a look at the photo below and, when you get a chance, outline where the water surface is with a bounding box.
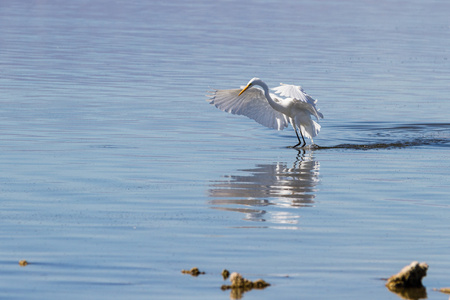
[1,1,449,299]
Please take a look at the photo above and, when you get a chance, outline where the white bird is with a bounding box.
[207,77,324,148]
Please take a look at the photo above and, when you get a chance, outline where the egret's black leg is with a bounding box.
[292,126,306,148]
[292,132,302,147]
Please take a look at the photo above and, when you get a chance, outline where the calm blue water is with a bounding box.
[1,1,449,299]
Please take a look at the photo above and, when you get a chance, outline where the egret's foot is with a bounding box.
[292,143,306,148]
[288,143,319,150]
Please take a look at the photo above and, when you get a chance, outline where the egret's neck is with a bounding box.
[256,82,284,112]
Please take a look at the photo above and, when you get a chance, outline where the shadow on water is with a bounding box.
[208,151,319,228]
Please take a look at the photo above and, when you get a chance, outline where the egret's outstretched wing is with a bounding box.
[207,87,289,130]
[272,84,314,103]
[272,84,324,120]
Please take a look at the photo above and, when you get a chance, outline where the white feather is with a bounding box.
[207,87,289,130]
[207,78,324,147]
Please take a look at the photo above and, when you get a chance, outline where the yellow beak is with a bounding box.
[238,84,251,96]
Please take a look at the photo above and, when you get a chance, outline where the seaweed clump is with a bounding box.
[221,272,270,291]
[181,267,205,276]
[19,260,28,267]
[385,261,428,299]
[386,261,428,289]
[222,269,230,280]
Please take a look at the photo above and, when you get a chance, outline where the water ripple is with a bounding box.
[316,138,449,150]
[317,122,449,150]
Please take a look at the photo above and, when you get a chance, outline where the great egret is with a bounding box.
[207,78,324,148]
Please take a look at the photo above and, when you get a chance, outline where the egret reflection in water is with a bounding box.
[208,151,320,227]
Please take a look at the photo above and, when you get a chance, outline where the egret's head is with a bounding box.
[239,77,261,96]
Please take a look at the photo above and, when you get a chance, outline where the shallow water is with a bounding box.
[1,0,449,299]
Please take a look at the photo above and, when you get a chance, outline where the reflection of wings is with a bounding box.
[207,88,289,130]
[208,153,320,226]
[210,161,319,204]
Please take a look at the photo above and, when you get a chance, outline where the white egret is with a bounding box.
[207,78,324,148]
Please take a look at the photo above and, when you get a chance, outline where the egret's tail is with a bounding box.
[300,119,321,140]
